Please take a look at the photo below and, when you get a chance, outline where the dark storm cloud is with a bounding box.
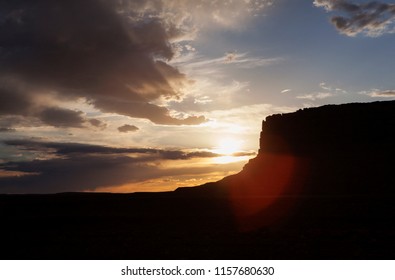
[0,82,33,116]
[0,0,206,125]
[118,124,139,133]
[314,0,395,36]
[0,79,88,128]
[0,139,221,193]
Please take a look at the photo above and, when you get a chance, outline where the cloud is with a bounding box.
[0,80,33,117]
[0,79,87,128]
[3,140,156,157]
[179,52,281,70]
[227,53,281,69]
[225,51,238,63]
[0,116,41,130]
[119,0,273,31]
[0,154,151,193]
[319,82,332,91]
[0,0,208,126]
[296,92,333,101]
[314,0,395,36]
[0,1,274,127]
[93,97,207,125]
[168,51,282,113]
[0,128,16,133]
[0,139,227,193]
[295,82,347,102]
[364,89,395,97]
[89,118,107,129]
[2,140,221,159]
[38,107,85,128]
[118,124,139,133]
[281,89,292,93]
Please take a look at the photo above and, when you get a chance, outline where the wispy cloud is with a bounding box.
[121,0,274,32]
[296,82,348,101]
[175,52,281,70]
[296,92,333,101]
[314,0,395,37]
[362,89,395,97]
[168,51,282,113]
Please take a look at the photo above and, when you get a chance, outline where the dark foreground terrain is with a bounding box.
[1,101,395,259]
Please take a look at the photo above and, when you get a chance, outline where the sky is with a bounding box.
[1,0,395,194]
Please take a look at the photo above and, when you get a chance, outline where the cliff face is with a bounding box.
[259,101,395,156]
[241,100,395,195]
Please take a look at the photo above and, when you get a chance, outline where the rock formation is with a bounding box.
[182,100,395,230]
[1,100,395,259]
[250,100,395,195]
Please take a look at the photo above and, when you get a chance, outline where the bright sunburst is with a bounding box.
[214,138,242,155]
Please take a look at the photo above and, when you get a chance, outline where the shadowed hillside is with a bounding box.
[1,101,395,259]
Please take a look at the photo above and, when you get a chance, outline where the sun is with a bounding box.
[214,138,242,155]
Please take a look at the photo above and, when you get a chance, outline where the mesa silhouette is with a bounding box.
[1,100,394,259]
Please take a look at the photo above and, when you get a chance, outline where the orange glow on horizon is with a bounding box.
[212,155,252,164]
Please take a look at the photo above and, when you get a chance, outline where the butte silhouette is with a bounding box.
[1,100,394,259]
